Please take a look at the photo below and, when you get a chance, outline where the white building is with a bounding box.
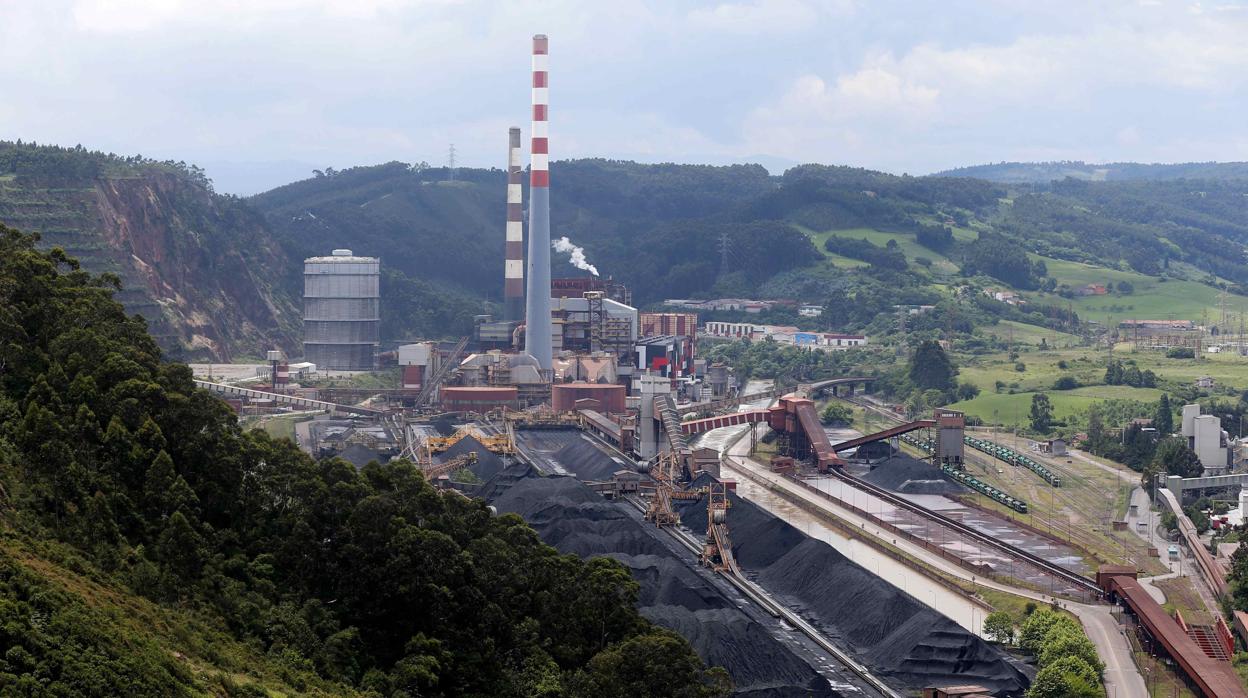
[822,333,868,348]
[799,304,824,317]
[1182,404,1231,476]
[703,322,867,351]
[704,321,758,339]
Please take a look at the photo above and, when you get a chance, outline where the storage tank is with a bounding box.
[302,249,380,370]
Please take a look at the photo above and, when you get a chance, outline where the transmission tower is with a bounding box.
[718,233,733,279]
[448,143,457,181]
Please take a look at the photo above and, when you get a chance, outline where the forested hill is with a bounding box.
[9,139,1248,355]
[0,223,727,696]
[249,158,1248,343]
[936,160,1248,184]
[249,159,791,310]
[0,141,298,361]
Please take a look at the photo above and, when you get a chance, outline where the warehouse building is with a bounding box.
[552,382,626,413]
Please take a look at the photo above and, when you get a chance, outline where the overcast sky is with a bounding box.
[2,0,1247,193]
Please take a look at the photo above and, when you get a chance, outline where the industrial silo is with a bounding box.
[302,249,380,370]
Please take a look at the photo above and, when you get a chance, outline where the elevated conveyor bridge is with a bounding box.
[195,380,384,417]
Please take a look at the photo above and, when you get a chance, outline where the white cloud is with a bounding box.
[70,0,419,33]
[4,0,1248,190]
[736,2,1248,171]
[687,0,850,33]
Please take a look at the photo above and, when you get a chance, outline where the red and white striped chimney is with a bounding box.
[531,34,549,189]
[503,127,524,322]
[523,34,553,370]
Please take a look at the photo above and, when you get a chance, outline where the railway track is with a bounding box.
[831,396,1102,596]
[821,467,1102,596]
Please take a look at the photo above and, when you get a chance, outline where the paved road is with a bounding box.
[1086,452,1225,618]
[724,431,1148,698]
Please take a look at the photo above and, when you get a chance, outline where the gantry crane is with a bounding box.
[417,451,479,482]
[700,481,738,574]
[644,450,680,526]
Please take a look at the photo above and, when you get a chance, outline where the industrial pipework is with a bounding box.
[504,127,524,322]
[524,34,553,372]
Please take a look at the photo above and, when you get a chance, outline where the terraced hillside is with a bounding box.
[0,143,297,361]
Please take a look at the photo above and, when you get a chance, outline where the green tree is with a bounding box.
[568,630,733,698]
[1105,359,1124,385]
[1154,394,1174,435]
[1228,545,1248,613]
[1038,629,1102,672]
[908,340,957,392]
[1151,437,1203,479]
[819,402,853,426]
[1030,393,1054,433]
[1026,658,1102,698]
[982,611,1015,644]
[1018,609,1078,653]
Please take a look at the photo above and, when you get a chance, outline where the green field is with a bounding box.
[960,343,1248,396]
[801,226,960,275]
[1025,256,1223,324]
[979,320,1081,348]
[947,385,1165,427]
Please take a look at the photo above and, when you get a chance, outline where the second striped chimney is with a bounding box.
[504,127,524,322]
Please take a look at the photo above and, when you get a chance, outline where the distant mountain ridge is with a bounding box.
[935,160,1248,184]
[6,140,1248,361]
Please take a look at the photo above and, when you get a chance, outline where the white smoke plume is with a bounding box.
[552,236,599,276]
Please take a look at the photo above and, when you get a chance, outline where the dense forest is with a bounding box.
[0,224,725,695]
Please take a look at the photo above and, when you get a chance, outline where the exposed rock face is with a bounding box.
[0,167,297,361]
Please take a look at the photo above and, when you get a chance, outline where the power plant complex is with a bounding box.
[188,32,1248,698]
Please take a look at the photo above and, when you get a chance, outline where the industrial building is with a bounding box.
[439,386,520,413]
[550,293,637,358]
[640,311,697,338]
[302,249,380,370]
[635,335,694,380]
[456,351,550,406]
[703,321,867,349]
[1183,404,1232,475]
[398,342,440,391]
[552,276,631,306]
[552,382,626,413]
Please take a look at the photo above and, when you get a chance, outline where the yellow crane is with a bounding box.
[418,451,479,482]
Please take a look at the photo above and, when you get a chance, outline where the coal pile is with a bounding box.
[438,436,508,481]
[679,488,1028,695]
[860,454,966,495]
[473,462,537,501]
[551,435,628,481]
[489,470,840,697]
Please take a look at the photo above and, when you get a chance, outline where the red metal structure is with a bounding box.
[1099,570,1246,697]
[830,419,935,453]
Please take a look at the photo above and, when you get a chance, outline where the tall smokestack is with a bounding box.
[524,33,553,372]
[504,127,524,322]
